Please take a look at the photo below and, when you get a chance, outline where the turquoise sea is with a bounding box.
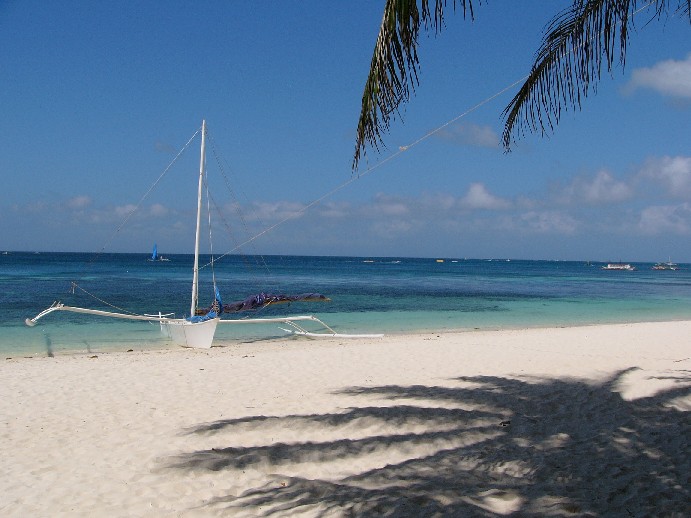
[2,252,690,357]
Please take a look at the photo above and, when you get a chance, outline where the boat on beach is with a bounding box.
[601,263,636,271]
[25,120,382,348]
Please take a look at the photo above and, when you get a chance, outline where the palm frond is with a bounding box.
[501,0,690,151]
[675,0,691,16]
[353,0,476,171]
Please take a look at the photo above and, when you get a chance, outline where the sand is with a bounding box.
[1,321,689,517]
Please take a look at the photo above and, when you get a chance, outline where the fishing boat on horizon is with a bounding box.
[601,263,637,271]
[652,260,679,270]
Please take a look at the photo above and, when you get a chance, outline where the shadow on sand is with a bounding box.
[164,367,690,516]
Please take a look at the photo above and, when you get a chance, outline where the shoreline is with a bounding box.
[2,321,689,516]
[7,315,691,359]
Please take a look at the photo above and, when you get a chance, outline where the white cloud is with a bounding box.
[435,122,499,149]
[627,53,691,99]
[459,183,511,210]
[421,192,456,211]
[115,204,138,218]
[369,194,410,217]
[639,156,691,197]
[316,201,352,219]
[555,170,632,206]
[581,170,632,204]
[149,203,169,217]
[67,195,92,209]
[245,201,306,223]
[638,203,691,235]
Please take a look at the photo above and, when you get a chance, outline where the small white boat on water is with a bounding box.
[601,263,636,271]
[652,261,679,270]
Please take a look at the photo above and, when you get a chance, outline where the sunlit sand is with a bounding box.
[1,321,689,516]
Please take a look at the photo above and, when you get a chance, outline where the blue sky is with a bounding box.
[1,1,690,261]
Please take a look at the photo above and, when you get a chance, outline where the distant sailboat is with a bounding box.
[148,243,170,262]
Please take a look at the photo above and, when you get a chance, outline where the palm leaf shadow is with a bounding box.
[163,367,690,516]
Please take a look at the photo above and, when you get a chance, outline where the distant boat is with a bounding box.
[652,261,679,270]
[148,243,170,262]
[602,263,636,271]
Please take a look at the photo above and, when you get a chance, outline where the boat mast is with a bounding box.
[190,119,206,316]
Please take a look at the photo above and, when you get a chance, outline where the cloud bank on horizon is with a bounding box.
[7,149,691,261]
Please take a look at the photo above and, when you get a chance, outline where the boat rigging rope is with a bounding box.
[70,282,141,316]
[203,76,527,268]
[204,1,660,265]
[69,128,200,305]
[204,133,273,276]
[95,129,200,260]
[204,171,218,295]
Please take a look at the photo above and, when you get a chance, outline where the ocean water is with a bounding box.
[2,252,690,357]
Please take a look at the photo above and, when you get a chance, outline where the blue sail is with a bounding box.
[151,243,158,260]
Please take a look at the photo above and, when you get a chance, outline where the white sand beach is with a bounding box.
[1,321,689,517]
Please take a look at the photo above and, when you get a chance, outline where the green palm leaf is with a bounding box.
[353,0,477,171]
[354,0,690,171]
[502,0,690,150]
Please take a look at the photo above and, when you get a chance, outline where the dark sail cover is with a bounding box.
[223,293,330,313]
[198,292,329,315]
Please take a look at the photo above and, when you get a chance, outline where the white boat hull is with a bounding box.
[160,318,219,349]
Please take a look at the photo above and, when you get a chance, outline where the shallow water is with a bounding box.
[2,252,690,356]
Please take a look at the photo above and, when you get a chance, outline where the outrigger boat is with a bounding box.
[25,120,382,348]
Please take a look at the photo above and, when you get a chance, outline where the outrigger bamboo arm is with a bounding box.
[26,304,327,327]
[217,316,384,338]
[24,302,174,326]
[25,302,384,338]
